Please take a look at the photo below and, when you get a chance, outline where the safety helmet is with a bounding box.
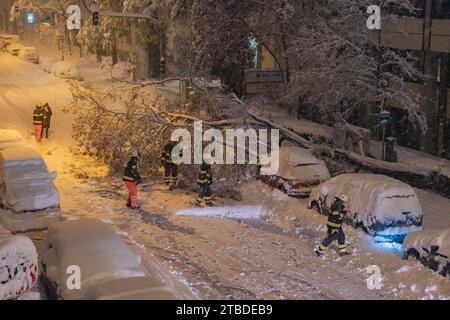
[203,154,214,164]
[36,102,43,108]
[336,195,349,203]
[131,151,139,158]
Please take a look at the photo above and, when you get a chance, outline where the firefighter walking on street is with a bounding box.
[195,157,214,207]
[161,141,179,190]
[315,195,351,257]
[123,152,142,210]
[33,103,44,142]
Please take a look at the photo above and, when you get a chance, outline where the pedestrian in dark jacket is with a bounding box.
[42,103,52,139]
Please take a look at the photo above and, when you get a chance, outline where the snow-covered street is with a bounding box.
[1,51,450,300]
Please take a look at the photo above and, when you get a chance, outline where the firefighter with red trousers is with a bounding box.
[33,103,44,142]
[123,152,142,210]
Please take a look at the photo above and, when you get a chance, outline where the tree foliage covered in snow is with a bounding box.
[286,0,427,131]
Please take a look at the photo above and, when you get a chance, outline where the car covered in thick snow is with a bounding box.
[403,229,450,278]
[18,47,39,64]
[308,174,423,241]
[40,218,177,300]
[0,146,60,213]
[7,42,23,56]
[0,34,19,51]
[260,146,331,197]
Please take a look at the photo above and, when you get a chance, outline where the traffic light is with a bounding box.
[92,11,99,26]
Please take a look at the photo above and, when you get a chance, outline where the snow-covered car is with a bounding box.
[260,146,331,197]
[0,34,19,51]
[40,218,177,300]
[308,174,423,241]
[0,129,25,151]
[7,42,23,56]
[403,229,450,278]
[0,146,60,213]
[18,47,39,64]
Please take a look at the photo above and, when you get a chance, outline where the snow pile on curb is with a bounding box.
[175,205,267,220]
[52,62,81,80]
[0,235,38,300]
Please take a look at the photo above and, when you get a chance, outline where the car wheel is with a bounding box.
[310,201,322,215]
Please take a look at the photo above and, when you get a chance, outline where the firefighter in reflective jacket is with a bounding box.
[315,195,351,257]
[33,103,45,142]
[195,159,213,207]
[161,141,178,190]
[123,152,142,210]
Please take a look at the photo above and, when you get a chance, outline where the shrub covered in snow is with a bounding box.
[52,62,82,80]
[308,174,423,239]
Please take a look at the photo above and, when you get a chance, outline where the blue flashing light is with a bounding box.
[26,12,36,24]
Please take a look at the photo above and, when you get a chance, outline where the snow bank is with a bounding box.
[176,205,267,220]
[0,129,24,151]
[41,218,146,300]
[52,62,81,80]
[0,235,38,300]
[0,146,60,212]
[404,229,450,260]
[309,174,423,234]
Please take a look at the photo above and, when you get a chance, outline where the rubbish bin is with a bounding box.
[385,137,398,162]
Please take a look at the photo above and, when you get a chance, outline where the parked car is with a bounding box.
[308,174,423,241]
[18,46,39,63]
[0,146,60,213]
[260,146,331,197]
[7,42,23,56]
[403,229,450,278]
[0,34,19,51]
[40,218,177,300]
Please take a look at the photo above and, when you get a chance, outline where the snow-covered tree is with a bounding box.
[286,0,427,132]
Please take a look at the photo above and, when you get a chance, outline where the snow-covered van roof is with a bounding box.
[404,229,450,259]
